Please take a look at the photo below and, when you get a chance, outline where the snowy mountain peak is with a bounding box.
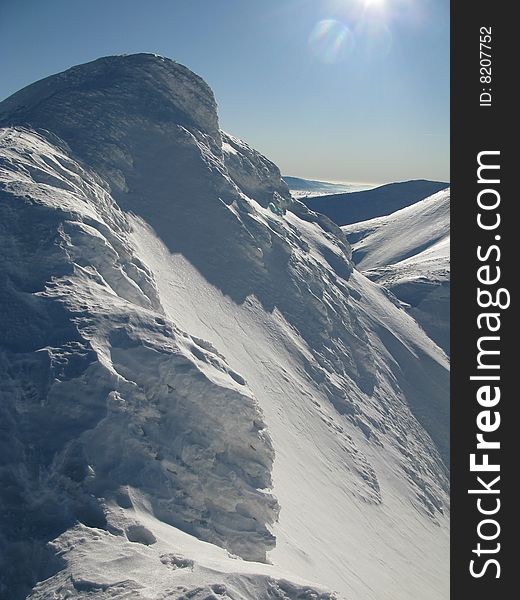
[0,54,221,193]
[0,53,295,216]
[1,56,448,599]
[0,53,218,137]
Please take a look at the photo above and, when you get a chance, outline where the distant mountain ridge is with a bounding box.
[283,175,373,199]
[344,189,450,354]
[302,179,449,226]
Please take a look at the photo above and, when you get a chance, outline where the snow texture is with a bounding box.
[0,54,449,600]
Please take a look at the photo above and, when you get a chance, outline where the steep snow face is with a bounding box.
[0,128,279,588]
[1,55,448,600]
[221,132,292,210]
[344,190,450,353]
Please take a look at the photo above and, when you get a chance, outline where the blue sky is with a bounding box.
[0,0,449,183]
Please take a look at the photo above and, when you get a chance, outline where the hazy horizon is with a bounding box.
[0,0,449,183]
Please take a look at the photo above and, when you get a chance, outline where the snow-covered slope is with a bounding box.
[303,180,449,226]
[343,190,450,353]
[0,55,448,600]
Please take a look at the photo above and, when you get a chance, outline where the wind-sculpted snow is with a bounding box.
[0,54,220,193]
[0,129,278,595]
[1,55,448,600]
[222,132,293,210]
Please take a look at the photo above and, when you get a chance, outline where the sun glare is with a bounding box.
[364,0,386,9]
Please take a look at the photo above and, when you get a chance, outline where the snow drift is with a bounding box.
[0,54,449,600]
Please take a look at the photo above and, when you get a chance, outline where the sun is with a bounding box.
[362,0,388,16]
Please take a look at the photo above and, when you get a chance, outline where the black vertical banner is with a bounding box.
[451,1,514,598]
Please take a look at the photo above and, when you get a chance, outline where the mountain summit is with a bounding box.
[0,55,449,600]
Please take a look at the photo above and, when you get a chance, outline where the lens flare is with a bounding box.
[355,19,393,58]
[309,19,354,64]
